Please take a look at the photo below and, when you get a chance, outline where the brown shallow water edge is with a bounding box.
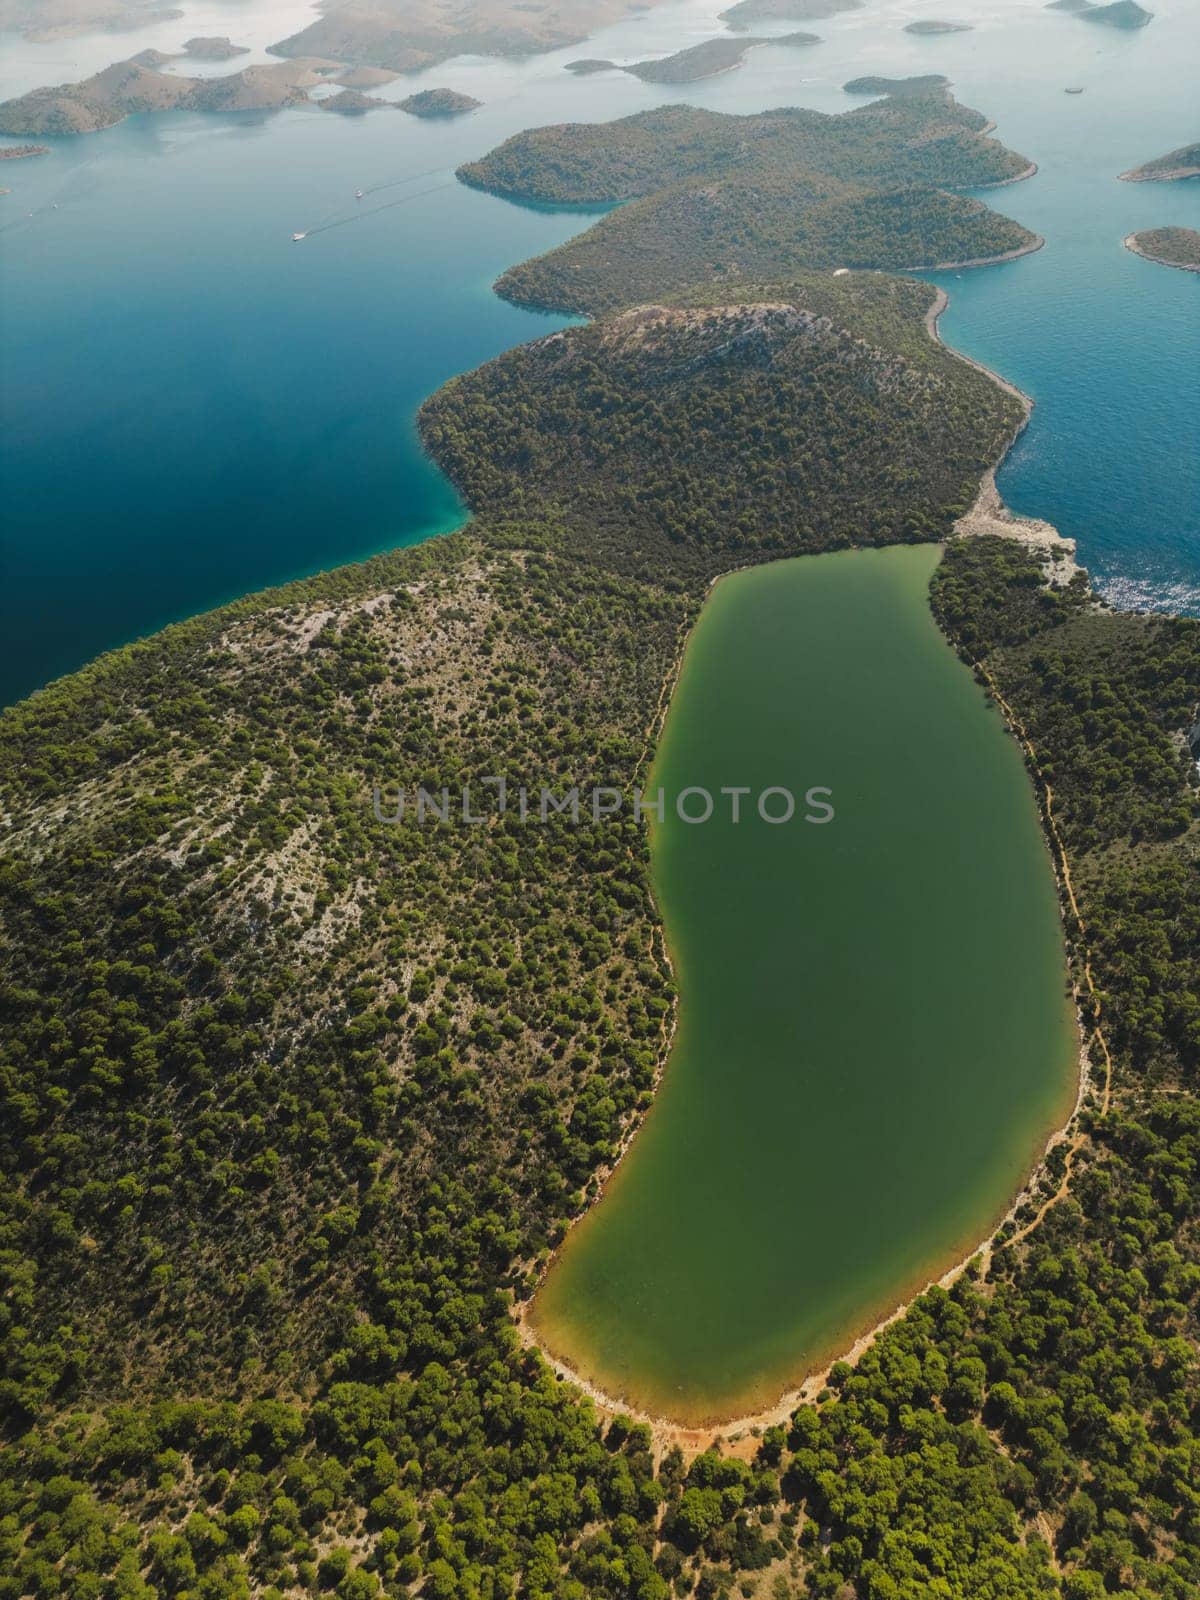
[511,281,1106,1447]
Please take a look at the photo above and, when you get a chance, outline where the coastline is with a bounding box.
[1119,163,1200,182]
[512,280,1098,1451]
[627,47,757,85]
[977,157,1039,189]
[1123,231,1200,273]
[920,231,1044,271]
[924,283,1029,407]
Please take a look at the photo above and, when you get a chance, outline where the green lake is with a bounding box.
[531,545,1079,1425]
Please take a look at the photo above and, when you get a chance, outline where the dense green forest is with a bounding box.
[622,38,812,84]
[842,74,949,95]
[1119,141,1200,181]
[457,93,1031,205]
[421,277,1021,575]
[460,91,1035,314]
[493,182,1035,315]
[1124,227,1200,272]
[2,93,1198,1600]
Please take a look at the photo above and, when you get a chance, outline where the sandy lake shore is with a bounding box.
[510,282,1104,1452]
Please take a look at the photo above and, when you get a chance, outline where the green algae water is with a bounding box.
[531,546,1078,1424]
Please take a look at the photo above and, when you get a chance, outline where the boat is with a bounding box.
[292,231,306,242]
[355,189,364,199]
[1065,86,1084,93]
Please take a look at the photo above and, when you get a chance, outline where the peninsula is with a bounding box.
[4,157,1197,1588]
[0,57,338,136]
[3,59,1199,1600]
[1120,140,1200,181]
[1124,225,1200,271]
[333,64,398,86]
[623,33,817,83]
[720,0,859,22]
[269,0,669,74]
[460,91,1039,314]
[319,87,389,113]
[1078,0,1153,25]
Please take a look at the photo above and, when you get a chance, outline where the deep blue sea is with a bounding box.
[2,0,1197,705]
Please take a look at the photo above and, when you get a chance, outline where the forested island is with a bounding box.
[1124,226,1200,271]
[397,87,481,116]
[0,56,333,136]
[180,36,250,60]
[268,0,670,75]
[2,70,1199,1600]
[844,73,949,94]
[0,141,48,157]
[1,0,679,135]
[459,91,1039,314]
[566,35,821,86]
[620,33,817,84]
[1120,141,1200,181]
[1076,0,1153,25]
[459,89,1032,205]
[1047,0,1152,20]
[904,19,973,32]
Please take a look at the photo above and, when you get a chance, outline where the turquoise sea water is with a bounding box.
[2,0,1197,704]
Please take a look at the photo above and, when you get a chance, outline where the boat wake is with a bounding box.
[293,166,455,241]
